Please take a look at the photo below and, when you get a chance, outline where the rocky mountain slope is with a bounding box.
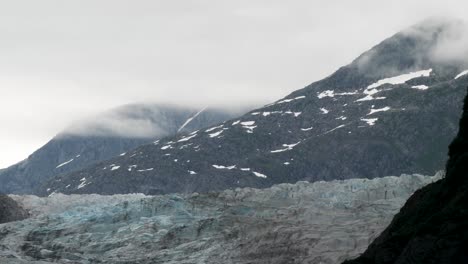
[41,18,468,196]
[343,87,468,264]
[1,174,440,264]
[0,103,245,194]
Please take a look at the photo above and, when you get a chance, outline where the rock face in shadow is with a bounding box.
[0,195,29,224]
[343,87,468,264]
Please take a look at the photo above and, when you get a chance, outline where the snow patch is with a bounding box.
[271,142,301,153]
[110,165,120,171]
[77,178,89,189]
[320,108,329,114]
[212,165,237,170]
[56,158,74,169]
[252,171,268,178]
[356,95,386,102]
[209,130,224,138]
[161,145,173,150]
[368,107,390,115]
[240,121,257,133]
[178,107,207,133]
[276,96,306,104]
[361,118,378,126]
[317,90,358,99]
[178,134,197,143]
[411,85,429,90]
[368,69,432,89]
[137,168,154,172]
[455,70,468,79]
[323,125,346,135]
[205,125,224,132]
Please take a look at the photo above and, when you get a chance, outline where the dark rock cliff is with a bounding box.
[0,195,28,224]
[343,87,468,264]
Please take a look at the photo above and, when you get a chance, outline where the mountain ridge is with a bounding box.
[40,18,468,196]
[0,103,247,194]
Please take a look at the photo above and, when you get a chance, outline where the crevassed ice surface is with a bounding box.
[1,173,442,264]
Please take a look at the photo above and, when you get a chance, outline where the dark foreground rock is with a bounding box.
[0,195,28,224]
[343,87,468,264]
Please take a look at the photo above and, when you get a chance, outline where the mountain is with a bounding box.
[343,87,468,264]
[41,18,468,196]
[0,103,247,194]
[2,174,439,264]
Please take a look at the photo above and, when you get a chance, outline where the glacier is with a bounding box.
[0,173,442,264]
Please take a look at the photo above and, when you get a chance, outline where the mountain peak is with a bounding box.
[347,17,468,82]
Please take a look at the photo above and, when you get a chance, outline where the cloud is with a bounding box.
[59,103,249,138]
[429,20,468,66]
[61,104,180,138]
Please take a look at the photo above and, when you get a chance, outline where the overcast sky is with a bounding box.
[0,0,466,168]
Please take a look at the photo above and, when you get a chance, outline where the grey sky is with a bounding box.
[0,0,466,168]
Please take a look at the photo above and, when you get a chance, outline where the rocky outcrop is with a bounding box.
[0,195,28,224]
[343,87,468,264]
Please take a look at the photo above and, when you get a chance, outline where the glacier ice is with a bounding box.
[0,173,442,264]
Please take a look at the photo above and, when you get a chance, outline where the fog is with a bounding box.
[0,0,467,167]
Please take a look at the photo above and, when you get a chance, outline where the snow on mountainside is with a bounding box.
[1,174,441,264]
[0,103,247,194]
[39,19,468,196]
